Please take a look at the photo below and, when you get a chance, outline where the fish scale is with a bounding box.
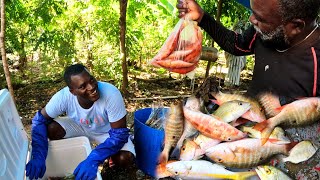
[255,97,320,145]
[272,98,320,126]
[211,91,266,123]
[158,101,184,163]
[183,106,246,141]
[205,138,292,168]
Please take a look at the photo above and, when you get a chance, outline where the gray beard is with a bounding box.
[254,25,291,50]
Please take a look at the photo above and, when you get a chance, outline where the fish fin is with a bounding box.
[253,120,269,132]
[274,105,286,112]
[282,156,289,163]
[170,137,184,159]
[286,141,299,152]
[267,138,281,143]
[169,147,180,160]
[260,126,274,145]
[209,98,221,105]
[158,152,168,164]
[231,118,250,127]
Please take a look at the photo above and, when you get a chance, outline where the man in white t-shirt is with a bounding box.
[25,64,135,180]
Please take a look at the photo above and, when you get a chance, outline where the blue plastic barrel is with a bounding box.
[134,108,168,177]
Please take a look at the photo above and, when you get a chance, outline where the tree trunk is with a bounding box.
[120,0,128,96]
[0,0,15,105]
[18,34,27,77]
[205,0,223,78]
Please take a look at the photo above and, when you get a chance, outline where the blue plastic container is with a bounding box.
[134,107,168,177]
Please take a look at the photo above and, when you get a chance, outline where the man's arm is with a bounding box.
[199,13,256,56]
[40,108,53,120]
[25,109,51,180]
[73,115,130,180]
[110,115,127,128]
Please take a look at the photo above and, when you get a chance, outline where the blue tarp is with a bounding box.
[236,0,251,9]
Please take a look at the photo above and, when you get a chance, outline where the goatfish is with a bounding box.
[257,92,281,118]
[210,91,266,123]
[212,100,251,123]
[255,165,292,180]
[282,140,318,164]
[240,125,291,144]
[158,100,184,164]
[183,106,247,141]
[254,97,320,145]
[205,138,298,168]
[166,160,257,180]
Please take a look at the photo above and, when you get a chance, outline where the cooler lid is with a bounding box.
[0,89,29,180]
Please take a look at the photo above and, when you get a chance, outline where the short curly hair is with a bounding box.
[278,0,320,22]
[63,64,89,87]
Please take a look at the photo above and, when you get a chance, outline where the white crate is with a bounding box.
[0,89,102,180]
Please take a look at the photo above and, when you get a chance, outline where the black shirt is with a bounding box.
[199,13,320,99]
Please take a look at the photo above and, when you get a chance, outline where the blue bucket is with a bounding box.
[134,107,168,177]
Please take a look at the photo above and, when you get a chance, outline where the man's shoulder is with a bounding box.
[53,86,72,99]
[98,81,119,92]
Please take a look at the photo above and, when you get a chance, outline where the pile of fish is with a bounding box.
[150,18,202,74]
[153,92,319,180]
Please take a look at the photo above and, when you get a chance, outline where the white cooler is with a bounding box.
[0,89,102,180]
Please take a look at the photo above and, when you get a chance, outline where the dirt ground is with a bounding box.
[14,71,250,180]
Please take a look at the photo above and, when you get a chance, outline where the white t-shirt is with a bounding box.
[45,81,127,135]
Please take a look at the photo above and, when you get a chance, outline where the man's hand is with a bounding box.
[26,159,46,180]
[73,159,99,180]
[177,0,204,23]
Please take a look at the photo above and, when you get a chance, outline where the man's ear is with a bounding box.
[287,19,305,36]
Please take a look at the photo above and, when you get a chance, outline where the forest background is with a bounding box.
[0,0,251,132]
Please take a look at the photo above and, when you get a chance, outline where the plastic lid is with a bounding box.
[0,89,29,180]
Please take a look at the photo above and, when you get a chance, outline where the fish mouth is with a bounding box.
[166,166,175,174]
[255,166,265,178]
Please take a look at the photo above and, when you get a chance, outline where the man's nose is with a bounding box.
[87,83,94,90]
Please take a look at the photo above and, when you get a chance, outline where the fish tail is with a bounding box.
[158,152,168,164]
[286,141,301,153]
[169,140,182,159]
[253,120,269,132]
[260,126,274,145]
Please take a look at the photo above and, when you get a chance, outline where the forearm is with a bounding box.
[86,128,130,164]
[199,13,255,56]
[31,110,49,159]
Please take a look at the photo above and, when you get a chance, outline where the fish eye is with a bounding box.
[172,136,176,139]
[266,168,271,174]
[227,138,231,141]
[182,147,186,151]
[239,102,243,105]
[175,171,178,175]
[218,158,223,162]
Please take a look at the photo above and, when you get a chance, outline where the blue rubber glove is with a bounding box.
[73,128,130,180]
[26,110,49,180]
